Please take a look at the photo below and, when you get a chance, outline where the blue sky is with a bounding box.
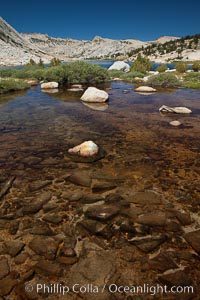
[1,0,200,40]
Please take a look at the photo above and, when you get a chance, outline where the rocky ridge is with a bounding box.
[0,16,181,66]
[0,17,54,66]
[0,16,199,66]
[22,33,147,60]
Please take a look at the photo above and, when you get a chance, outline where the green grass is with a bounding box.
[0,79,29,93]
[108,70,144,82]
[120,71,144,81]
[183,72,200,89]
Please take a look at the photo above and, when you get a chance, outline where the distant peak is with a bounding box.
[92,35,104,42]
[156,36,180,42]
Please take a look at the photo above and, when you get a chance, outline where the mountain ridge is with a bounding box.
[0,16,199,66]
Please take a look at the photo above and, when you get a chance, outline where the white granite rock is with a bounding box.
[165,69,176,72]
[135,86,157,92]
[41,82,59,89]
[108,61,130,72]
[169,120,182,126]
[68,141,99,157]
[81,87,108,103]
[159,105,192,114]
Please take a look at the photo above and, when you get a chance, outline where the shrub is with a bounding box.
[63,61,109,83]
[38,58,45,68]
[27,58,36,66]
[192,61,200,72]
[13,67,47,80]
[0,79,29,93]
[0,68,17,78]
[157,64,168,73]
[44,66,66,83]
[108,70,125,78]
[0,62,109,85]
[146,73,181,88]
[121,71,144,81]
[183,73,200,89]
[131,53,153,73]
[176,62,188,73]
[50,58,61,67]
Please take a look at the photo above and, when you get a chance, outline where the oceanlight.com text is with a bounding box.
[25,283,194,296]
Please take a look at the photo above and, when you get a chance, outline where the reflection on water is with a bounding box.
[0,89,28,105]
[0,82,200,205]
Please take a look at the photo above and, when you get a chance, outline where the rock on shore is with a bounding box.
[108,61,130,72]
[41,82,59,89]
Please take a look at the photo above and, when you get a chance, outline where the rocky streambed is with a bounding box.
[0,82,200,299]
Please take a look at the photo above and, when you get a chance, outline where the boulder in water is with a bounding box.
[81,87,109,103]
[135,86,157,92]
[159,105,192,114]
[41,82,59,89]
[68,141,99,157]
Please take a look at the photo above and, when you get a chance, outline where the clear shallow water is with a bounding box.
[1,82,200,299]
[1,82,200,190]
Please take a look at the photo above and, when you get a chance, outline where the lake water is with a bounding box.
[0,81,200,298]
[1,59,177,70]
[86,60,176,70]
[1,82,200,196]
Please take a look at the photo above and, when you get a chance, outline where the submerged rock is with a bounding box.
[149,252,177,272]
[128,234,167,253]
[1,240,25,257]
[71,84,83,89]
[169,120,182,126]
[67,88,83,92]
[108,61,130,72]
[41,81,59,89]
[34,259,62,277]
[0,257,10,279]
[68,84,83,92]
[137,212,167,226]
[158,269,192,288]
[130,190,162,205]
[82,101,109,111]
[68,141,99,157]
[85,204,119,221]
[29,237,59,260]
[159,105,192,114]
[0,273,18,297]
[184,230,200,254]
[67,170,92,187]
[135,86,157,92]
[81,87,109,103]
[92,179,117,193]
[42,88,59,93]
